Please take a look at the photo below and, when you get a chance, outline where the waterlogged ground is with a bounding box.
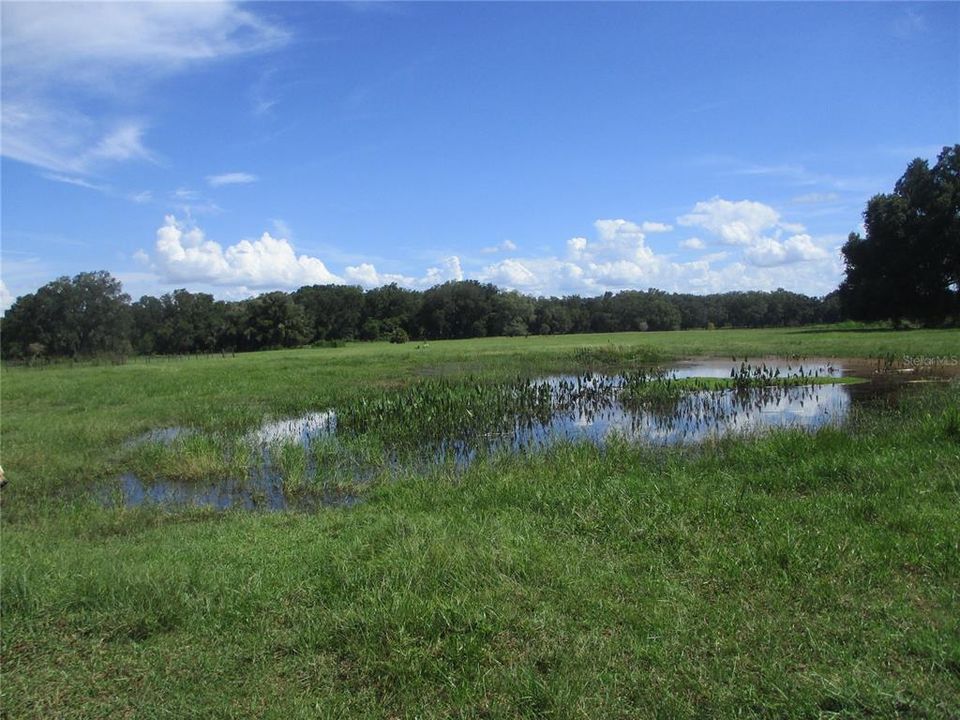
[6,331,960,718]
[104,357,951,512]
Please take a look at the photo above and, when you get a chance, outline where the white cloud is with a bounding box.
[567,237,588,256]
[2,105,152,175]
[791,192,840,204]
[344,263,415,288]
[680,237,706,250]
[207,172,258,187]
[700,251,730,263]
[594,219,646,246]
[641,221,673,233]
[148,215,342,288]
[140,216,468,293]
[2,2,287,80]
[483,259,537,287]
[0,281,14,313]
[42,173,109,192]
[134,198,844,301]
[86,123,154,164]
[344,256,464,289]
[678,197,783,246]
[424,256,464,285]
[477,206,842,296]
[674,196,830,270]
[586,219,658,265]
[480,239,518,254]
[1,2,286,175]
[482,257,586,295]
[744,234,830,267]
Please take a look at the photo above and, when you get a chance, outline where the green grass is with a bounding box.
[2,326,959,717]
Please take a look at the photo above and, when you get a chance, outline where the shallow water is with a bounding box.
[246,410,336,446]
[123,425,193,448]
[100,472,359,512]
[106,357,951,512]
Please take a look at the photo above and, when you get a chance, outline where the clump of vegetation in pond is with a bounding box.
[274,441,309,488]
[728,360,829,390]
[122,433,238,482]
[336,376,557,447]
[618,370,685,408]
[568,344,667,369]
[111,361,865,496]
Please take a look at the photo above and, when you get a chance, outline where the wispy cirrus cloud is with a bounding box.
[1,2,287,177]
[207,172,258,187]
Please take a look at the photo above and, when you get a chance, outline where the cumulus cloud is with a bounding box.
[137,198,843,300]
[207,172,258,187]
[586,219,657,263]
[477,205,842,297]
[744,234,830,267]
[674,196,833,269]
[148,215,341,288]
[343,256,464,289]
[482,257,586,295]
[482,259,537,287]
[139,216,470,293]
[678,197,783,246]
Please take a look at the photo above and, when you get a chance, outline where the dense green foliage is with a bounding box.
[0,270,133,359]
[1,330,958,717]
[1,272,841,359]
[841,145,960,324]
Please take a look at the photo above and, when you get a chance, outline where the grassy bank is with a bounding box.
[2,326,957,499]
[2,326,959,717]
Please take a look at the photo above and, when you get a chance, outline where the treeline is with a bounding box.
[0,270,842,360]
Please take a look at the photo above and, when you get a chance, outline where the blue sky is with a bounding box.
[1,1,957,310]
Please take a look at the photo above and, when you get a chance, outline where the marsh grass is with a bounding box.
[274,441,309,488]
[941,404,960,441]
[3,384,959,717]
[3,328,960,717]
[113,367,865,494]
[568,343,668,368]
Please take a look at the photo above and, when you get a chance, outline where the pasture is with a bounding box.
[2,326,959,718]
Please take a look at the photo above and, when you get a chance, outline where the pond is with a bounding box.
[102,357,952,512]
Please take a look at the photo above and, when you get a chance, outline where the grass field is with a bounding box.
[2,326,959,717]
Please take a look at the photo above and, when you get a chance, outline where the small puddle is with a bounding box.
[104,357,955,512]
[123,426,193,449]
[246,411,336,446]
[98,472,359,512]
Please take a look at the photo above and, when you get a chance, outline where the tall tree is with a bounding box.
[1,271,131,358]
[242,292,309,349]
[840,145,960,324]
[293,285,364,341]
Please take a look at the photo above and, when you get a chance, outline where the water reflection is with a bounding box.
[431,372,851,465]
[101,472,359,512]
[108,359,884,512]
